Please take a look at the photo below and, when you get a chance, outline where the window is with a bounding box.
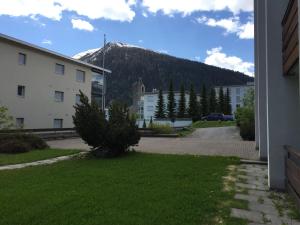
[75,94,81,105]
[147,96,154,102]
[18,53,26,65]
[53,119,63,129]
[55,63,65,75]
[54,91,64,102]
[76,70,85,83]
[17,85,25,97]
[16,118,24,128]
[236,88,241,95]
[236,104,241,108]
[236,96,241,103]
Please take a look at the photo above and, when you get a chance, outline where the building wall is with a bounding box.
[255,0,300,189]
[143,93,190,120]
[215,83,254,114]
[0,40,94,129]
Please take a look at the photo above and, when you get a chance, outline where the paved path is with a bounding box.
[0,152,85,171]
[229,164,300,225]
[48,127,258,160]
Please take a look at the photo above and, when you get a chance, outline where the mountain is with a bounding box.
[74,42,254,105]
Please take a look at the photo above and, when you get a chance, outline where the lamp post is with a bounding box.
[102,34,106,111]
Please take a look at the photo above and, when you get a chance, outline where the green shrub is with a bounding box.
[0,141,31,154]
[73,92,140,158]
[235,89,255,141]
[0,134,48,154]
[149,123,174,134]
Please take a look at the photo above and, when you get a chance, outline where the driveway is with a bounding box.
[48,126,258,160]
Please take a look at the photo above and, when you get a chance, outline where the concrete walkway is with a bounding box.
[47,127,258,160]
[228,164,300,225]
[0,152,85,171]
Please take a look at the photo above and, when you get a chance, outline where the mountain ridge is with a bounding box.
[75,42,254,105]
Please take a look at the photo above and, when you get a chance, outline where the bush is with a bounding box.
[235,89,255,141]
[238,108,255,141]
[73,92,140,158]
[149,123,174,134]
[0,133,48,154]
[0,141,31,154]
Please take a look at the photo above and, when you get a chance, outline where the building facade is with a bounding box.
[255,0,300,189]
[143,91,190,120]
[131,78,145,119]
[215,82,254,115]
[0,33,110,129]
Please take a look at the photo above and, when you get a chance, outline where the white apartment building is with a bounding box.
[215,82,254,114]
[0,33,110,129]
[143,91,190,120]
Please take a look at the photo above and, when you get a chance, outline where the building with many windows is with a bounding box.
[143,90,190,120]
[0,33,110,129]
[215,82,254,115]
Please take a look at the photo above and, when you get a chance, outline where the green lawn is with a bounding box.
[178,121,236,137]
[192,121,236,128]
[0,149,81,166]
[0,153,246,225]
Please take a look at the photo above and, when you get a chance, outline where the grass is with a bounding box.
[0,149,81,166]
[178,120,236,137]
[0,152,245,225]
[192,121,236,128]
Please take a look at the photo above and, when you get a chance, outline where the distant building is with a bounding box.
[0,33,110,129]
[215,82,254,114]
[143,90,190,120]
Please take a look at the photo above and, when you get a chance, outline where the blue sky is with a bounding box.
[0,0,254,76]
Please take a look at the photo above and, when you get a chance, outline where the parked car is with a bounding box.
[202,113,234,121]
[202,113,224,121]
[223,115,234,121]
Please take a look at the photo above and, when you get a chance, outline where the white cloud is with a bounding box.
[42,39,52,45]
[195,56,201,61]
[141,0,253,16]
[0,0,136,22]
[197,16,254,39]
[138,39,144,43]
[71,19,94,31]
[204,47,254,76]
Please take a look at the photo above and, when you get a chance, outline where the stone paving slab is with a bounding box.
[0,152,85,171]
[230,164,300,225]
[231,208,264,223]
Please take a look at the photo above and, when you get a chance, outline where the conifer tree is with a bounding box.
[224,88,232,115]
[155,89,165,119]
[209,88,217,114]
[200,84,209,117]
[167,80,176,119]
[217,87,225,114]
[177,84,186,118]
[188,84,198,121]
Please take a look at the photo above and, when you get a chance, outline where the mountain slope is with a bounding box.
[75,42,254,105]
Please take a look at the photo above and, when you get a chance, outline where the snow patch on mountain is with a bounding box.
[73,48,101,59]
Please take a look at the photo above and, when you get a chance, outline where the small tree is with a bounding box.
[142,119,147,128]
[200,84,209,117]
[217,87,225,114]
[209,88,217,114]
[73,91,140,157]
[188,84,198,121]
[224,88,232,115]
[167,80,175,119]
[177,84,186,118]
[0,106,14,130]
[155,89,166,119]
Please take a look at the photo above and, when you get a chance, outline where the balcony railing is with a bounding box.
[282,0,299,76]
